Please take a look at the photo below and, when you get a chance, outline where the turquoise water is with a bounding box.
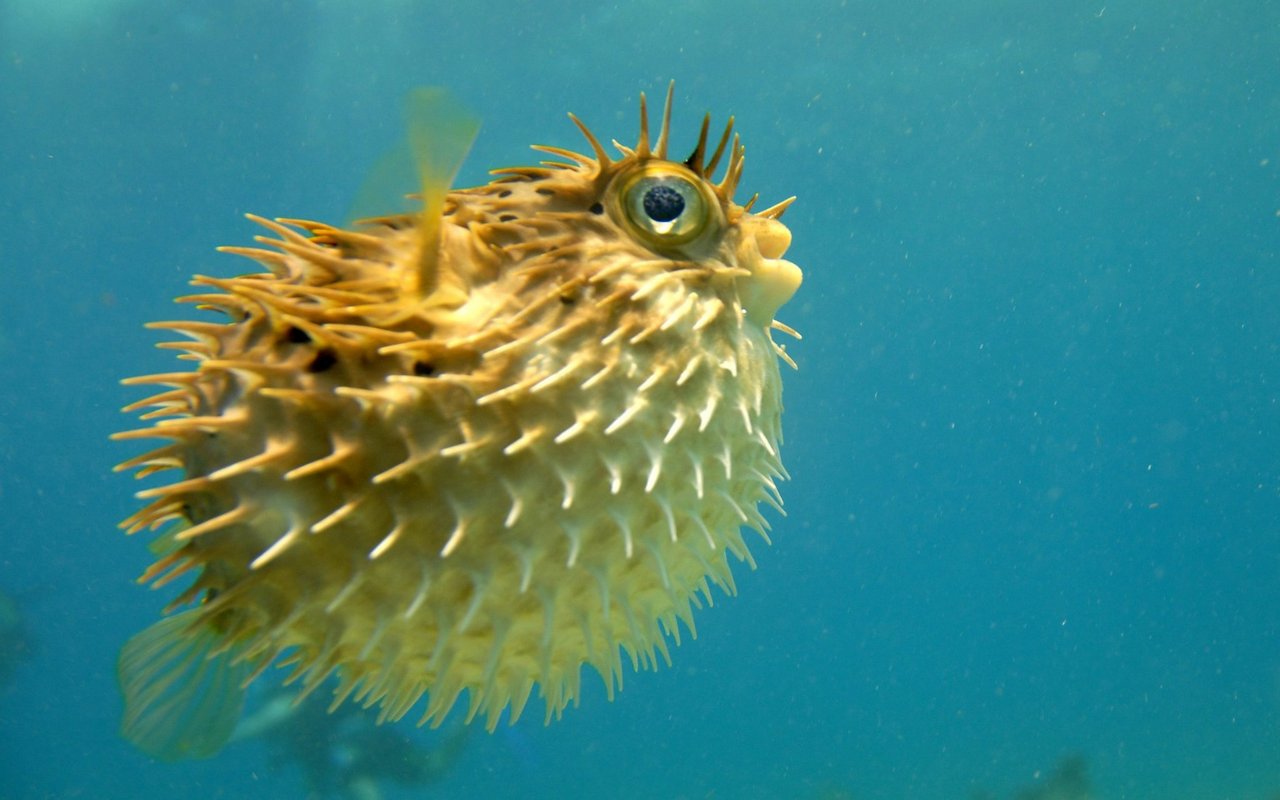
[1,1,1277,798]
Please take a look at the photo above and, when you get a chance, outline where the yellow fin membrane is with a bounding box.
[402,87,481,300]
[146,520,187,558]
[117,609,252,761]
[348,143,418,222]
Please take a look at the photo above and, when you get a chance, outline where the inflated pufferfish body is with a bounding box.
[115,86,803,760]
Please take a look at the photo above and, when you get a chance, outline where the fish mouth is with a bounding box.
[737,216,803,327]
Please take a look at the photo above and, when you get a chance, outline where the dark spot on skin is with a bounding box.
[413,361,436,377]
[536,188,555,197]
[497,189,512,198]
[498,214,517,222]
[308,349,337,373]
[589,202,604,215]
[284,325,310,344]
[559,294,575,305]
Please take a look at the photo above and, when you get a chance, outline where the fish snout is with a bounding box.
[737,216,803,326]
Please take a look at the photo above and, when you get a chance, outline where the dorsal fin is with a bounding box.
[401,88,481,301]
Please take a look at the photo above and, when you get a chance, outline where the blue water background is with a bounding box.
[1,1,1277,798]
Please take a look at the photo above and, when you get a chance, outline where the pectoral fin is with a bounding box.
[117,609,252,761]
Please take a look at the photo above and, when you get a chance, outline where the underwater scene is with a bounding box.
[1,1,1277,798]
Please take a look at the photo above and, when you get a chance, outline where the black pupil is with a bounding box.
[642,184,685,223]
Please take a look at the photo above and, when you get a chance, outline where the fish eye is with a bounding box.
[616,164,714,249]
[642,184,685,222]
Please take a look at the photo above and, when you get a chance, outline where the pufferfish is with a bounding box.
[114,85,803,761]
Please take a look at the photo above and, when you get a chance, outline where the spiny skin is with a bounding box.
[116,90,803,730]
